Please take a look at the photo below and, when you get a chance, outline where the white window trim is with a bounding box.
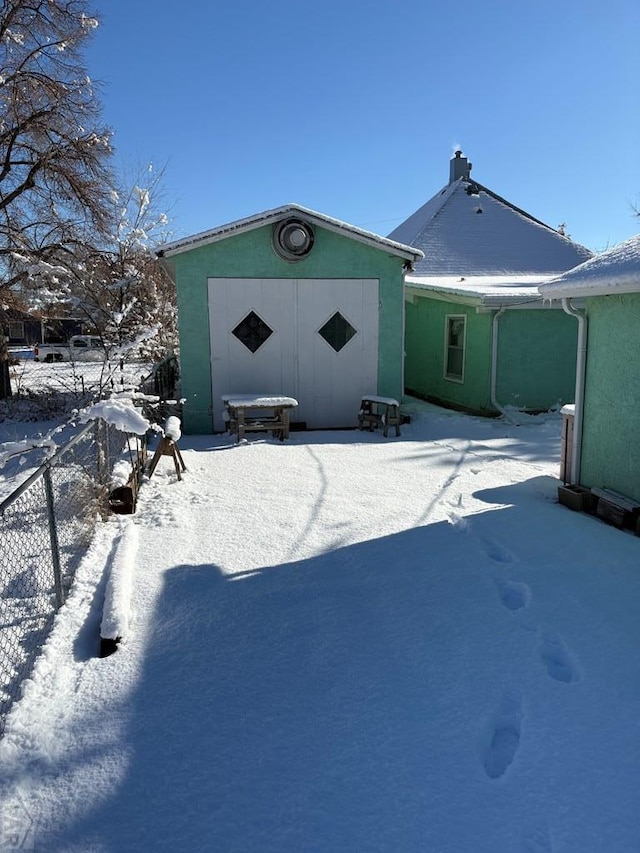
[444,314,466,384]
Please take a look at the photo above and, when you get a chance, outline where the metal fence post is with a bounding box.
[96,418,109,486]
[43,467,64,608]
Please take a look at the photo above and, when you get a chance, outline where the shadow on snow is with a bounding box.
[29,477,640,852]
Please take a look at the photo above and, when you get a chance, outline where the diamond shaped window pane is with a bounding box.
[232,311,273,353]
[318,311,357,353]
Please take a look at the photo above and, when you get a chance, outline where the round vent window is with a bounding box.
[272,218,315,261]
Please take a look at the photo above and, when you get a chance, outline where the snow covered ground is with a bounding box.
[9,358,151,404]
[1,401,639,852]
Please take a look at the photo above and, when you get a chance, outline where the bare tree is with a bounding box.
[8,162,179,401]
[60,164,177,361]
[0,0,113,397]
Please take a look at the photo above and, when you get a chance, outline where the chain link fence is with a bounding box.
[0,419,129,736]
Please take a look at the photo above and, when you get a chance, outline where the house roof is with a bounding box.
[388,155,593,277]
[158,203,424,264]
[539,233,640,298]
[405,274,553,309]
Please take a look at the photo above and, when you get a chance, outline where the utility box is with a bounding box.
[560,404,575,484]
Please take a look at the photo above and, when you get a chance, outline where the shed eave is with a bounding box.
[480,295,545,309]
[405,283,481,308]
[158,203,423,264]
[539,279,640,299]
[404,279,547,309]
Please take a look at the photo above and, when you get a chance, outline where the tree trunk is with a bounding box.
[0,338,13,399]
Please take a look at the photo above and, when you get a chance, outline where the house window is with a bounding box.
[8,321,24,340]
[444,315,466,382]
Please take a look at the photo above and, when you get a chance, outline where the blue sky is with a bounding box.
[87,0,639,252]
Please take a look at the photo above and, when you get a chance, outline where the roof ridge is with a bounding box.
[466,179,555,233]
[387,179,460,243]
[431,179,460,223]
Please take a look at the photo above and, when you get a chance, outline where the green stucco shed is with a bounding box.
[159,204,422,434]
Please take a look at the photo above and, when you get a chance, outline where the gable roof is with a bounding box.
[539,233,640,298]
[388,156,593,277]
[158,203,424,264]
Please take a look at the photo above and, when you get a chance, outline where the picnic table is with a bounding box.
[222,394,299,442]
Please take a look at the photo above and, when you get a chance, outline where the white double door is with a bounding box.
[208,278,380,431]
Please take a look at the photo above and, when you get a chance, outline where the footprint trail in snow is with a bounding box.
[481,691,523,779]
[539,631,580,684]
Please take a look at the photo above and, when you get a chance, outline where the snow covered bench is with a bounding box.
[222,394,298,442]
[358,396,401,437]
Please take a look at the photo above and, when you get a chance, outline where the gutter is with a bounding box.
[490,307,508,416]
[561,298,587,484]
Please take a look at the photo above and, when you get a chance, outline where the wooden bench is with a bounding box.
[358,395,401,437]
[222,394,298,442]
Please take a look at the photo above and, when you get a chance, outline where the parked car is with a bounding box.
[33,335,106,363]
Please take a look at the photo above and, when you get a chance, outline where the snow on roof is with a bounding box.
[539,233,640,298]
[405,274,553,308]
[389,174,593,277]
[158,203,424,264]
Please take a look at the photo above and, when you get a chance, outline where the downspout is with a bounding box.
[561,298,587,484]
[401,276,408,400]
[490,307,508,416]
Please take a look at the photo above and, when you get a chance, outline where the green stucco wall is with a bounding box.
[405,296,579,415]
[580,293,640,502]
[166,223,407,433]
[404,298,494,413]
[496,309,578,410]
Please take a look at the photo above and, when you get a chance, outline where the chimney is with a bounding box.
[449,150,472,183]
